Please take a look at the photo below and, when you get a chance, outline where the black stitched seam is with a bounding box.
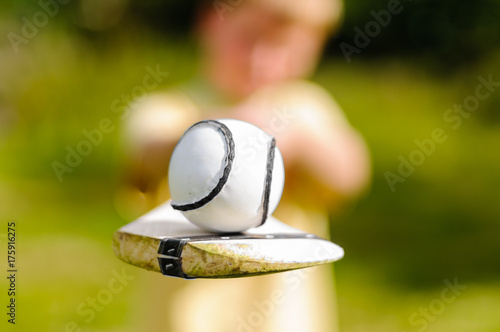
[259,137,276,226]
[171,120,235,211]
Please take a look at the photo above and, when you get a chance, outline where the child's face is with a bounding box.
[200,3,327,99]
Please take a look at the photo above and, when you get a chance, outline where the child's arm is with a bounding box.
[230,80,371,201]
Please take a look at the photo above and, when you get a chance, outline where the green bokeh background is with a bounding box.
[1,0,499,331]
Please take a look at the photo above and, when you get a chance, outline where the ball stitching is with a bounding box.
[171,120,235,211]
[259,137,276,226]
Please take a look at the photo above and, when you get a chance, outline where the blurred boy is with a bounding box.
[117,0,370,331]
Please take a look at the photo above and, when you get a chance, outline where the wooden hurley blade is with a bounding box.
[113,201,344,279]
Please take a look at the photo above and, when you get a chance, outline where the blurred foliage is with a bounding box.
[2,0,500,69]
[331,0,500,68]
[1,1,499,332]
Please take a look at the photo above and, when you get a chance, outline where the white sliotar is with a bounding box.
[169,119,285,233]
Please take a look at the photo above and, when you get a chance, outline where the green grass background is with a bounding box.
[1,11,500,332]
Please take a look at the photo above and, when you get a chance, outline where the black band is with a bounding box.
[259,137,276,226]
[158,238,194,279]
[171,120,235,212]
